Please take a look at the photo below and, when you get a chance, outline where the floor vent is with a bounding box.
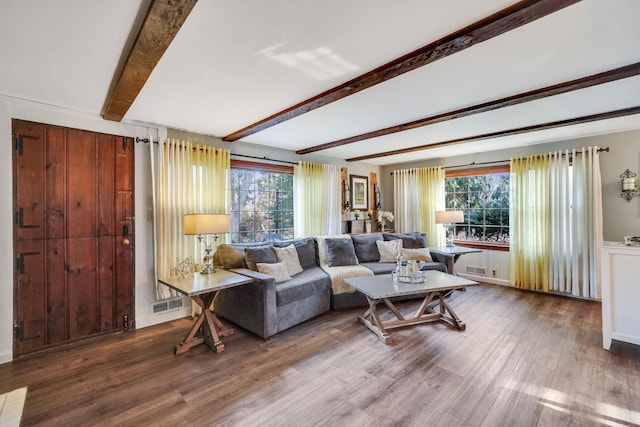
[153,298,183,314]
[465,265,487,276]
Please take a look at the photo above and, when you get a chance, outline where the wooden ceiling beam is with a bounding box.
[346,106,640,162]
[299,62,640,155]
[223,0,581,142]
[102,0,198,122]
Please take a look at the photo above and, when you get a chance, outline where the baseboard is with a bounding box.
[136,305,191,329]
[458,273,511,287]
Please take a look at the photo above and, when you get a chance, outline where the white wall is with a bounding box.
[0,96,189,364]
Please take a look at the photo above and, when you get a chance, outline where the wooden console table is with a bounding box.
[158,271,251,354]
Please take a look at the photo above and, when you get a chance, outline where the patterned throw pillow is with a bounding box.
[376,239,402,262]
[400,247,433,263]
[273,244,303,276]
[256,262,291,283]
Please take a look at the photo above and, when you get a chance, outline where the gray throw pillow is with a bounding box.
[383,232,427,249]
[325,238,359,267]
[274,237,317,269]
[245,246,277,271]
[350,234,383,263]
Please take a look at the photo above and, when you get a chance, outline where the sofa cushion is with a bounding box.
[326,238,359,267]
[400,247,433,263]
[383,232,428,248]
[274,237,318,269]
[376,239,402,262]
[275,267,331,306]
[215,244,248,268]
[351,234,383,263]
[361,262,396,275]
[245,245,277,271]
[257,261,291,283]
[273,244,303,276]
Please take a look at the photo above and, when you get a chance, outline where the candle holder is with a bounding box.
[620,169,638,201]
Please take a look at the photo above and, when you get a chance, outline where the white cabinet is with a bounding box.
[600,242,640,349]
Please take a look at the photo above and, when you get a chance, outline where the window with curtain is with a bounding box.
[445,165,510,250]
[229,160,294,243]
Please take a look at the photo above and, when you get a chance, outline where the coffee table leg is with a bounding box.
[358,298,390,344]
[437,291,466,330]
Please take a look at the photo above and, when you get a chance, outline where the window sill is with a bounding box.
[453,240,510,252]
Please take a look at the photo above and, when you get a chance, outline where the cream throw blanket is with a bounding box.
[315,235,373,294]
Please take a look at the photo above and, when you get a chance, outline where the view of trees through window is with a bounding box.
[445,172,510,244]
[230,168,294,243]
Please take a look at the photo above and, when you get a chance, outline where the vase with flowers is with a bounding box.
[378,210,394,232]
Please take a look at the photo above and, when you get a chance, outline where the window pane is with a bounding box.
[445,172,509,244]
[230,168,294,243]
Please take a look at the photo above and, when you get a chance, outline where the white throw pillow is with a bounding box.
[401,247,433,263]
[376,239,402,262]
[273,244,303,276]
[256,262,291,283]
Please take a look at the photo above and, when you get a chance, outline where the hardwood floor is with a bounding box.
[1,284,639,427]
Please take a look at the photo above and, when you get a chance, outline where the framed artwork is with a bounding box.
[350,175,368,210]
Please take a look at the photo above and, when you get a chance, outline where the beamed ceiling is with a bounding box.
[1,0,639,165]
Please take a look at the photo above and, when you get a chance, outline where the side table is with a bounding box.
[158,270,252,354]
[429,246,482,276]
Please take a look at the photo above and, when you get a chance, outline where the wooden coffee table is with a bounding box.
[344,271,478,344]
[158,270,252,354]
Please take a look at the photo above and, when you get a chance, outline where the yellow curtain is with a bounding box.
[510,154,550,291]
[294,161,341,236]
[156,139,230,299]
[393,166,445,246]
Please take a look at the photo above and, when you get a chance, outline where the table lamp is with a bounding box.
[435,210,464,247]
[184,213,231,274]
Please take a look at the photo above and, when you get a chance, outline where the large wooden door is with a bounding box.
[12,119,134,356]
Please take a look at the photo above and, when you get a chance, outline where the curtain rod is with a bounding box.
[135,137,298,165]
[390,146,610,174]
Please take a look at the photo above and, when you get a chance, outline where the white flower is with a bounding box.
[378,211,394,223]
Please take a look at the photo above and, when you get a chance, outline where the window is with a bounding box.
[445,166,510,249]
[230,161,294,243]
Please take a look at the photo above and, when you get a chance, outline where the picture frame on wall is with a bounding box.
[350,175,368,210]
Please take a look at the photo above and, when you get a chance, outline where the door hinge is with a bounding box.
[15,252,40,273]
[13,321,24,342]
[13,133,39,155]
[15,208,39,229]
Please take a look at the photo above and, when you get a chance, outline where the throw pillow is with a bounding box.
[256,262,291,283]
[400,247,433,263]
[245,246,277,271]
[376,239,402,262]
[325,238,359,267]
[383,232,427,249]
[351,234,383,263]
[273,244,303,276]
[274,237,317,269]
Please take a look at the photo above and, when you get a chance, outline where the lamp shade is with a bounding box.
[434,210,464,224]
[184,214,231,235]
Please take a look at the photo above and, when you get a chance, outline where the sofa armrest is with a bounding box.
[429,250,455,275]
[213,268,277,339]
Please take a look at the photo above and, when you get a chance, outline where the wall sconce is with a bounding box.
[343,180,351,209]
[620,169,638,201]
[373,183,382,210]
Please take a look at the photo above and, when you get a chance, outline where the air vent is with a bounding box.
[153,298,183,314]
[465,265,487,276]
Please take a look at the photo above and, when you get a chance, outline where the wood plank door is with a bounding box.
[12,119,135,356]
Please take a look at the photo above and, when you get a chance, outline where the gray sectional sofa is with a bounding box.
[212,232,454,339]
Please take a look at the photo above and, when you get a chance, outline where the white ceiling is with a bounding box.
[1,0,640,166]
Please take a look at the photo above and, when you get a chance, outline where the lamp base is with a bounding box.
[200,265,216,274]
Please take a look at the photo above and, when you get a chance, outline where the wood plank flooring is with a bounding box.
[1,283,639,427]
